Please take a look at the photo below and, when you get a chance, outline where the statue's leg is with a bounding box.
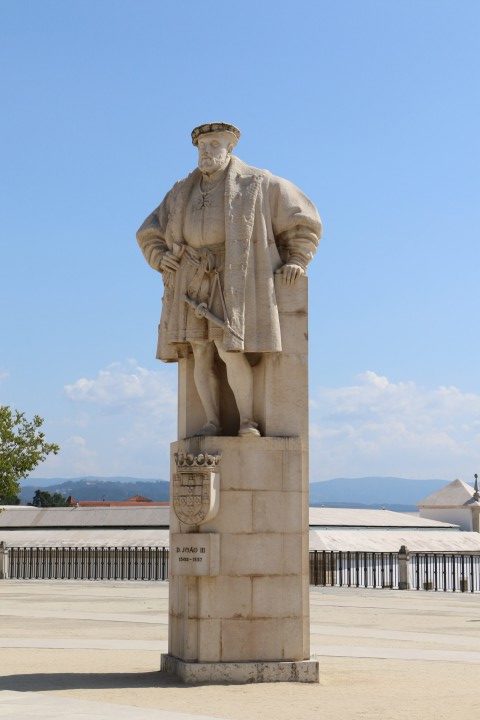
[190,340,221,434]
[214,341,261,437]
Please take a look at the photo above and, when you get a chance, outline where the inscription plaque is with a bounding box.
[171,532,220,576]
[173,452,220,526]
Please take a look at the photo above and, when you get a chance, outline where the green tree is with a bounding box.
[31,489,68,507]
[0,406,60,504]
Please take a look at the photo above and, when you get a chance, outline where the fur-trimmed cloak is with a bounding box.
[137,156,321,361]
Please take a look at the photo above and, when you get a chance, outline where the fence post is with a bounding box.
[398,545,410,590]
[0,542,9,579]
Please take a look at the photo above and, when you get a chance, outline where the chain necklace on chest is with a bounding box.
[198,172,224,209]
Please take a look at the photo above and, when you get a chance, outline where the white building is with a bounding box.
[418,478,480,532]
[2,504,480,553]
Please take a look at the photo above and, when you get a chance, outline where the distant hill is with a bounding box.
[20,475,450,509]
[23,476,161,488]
[309,477,448,508]
[20,477,169,505]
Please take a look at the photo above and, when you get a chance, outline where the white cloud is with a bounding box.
[0,370,9,384]
[44,360,179,478]
[39,434,98,476]
[32,364,480,483]
[310,371,480,482]
[64,360,177,417]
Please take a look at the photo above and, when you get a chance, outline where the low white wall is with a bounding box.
[420,507,472,531]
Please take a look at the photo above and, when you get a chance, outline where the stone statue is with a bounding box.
[137,122,321,438]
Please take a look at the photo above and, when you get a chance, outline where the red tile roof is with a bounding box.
[67,495,169,507]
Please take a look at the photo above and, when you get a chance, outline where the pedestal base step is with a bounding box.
[161,654,319,684]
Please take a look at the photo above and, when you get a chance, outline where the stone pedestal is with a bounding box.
[0,542,8,580]
[398,545,410,590]
[163,276,318,683]
[161,654,319,684]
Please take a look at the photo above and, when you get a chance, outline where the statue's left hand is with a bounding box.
[276,263,305,286]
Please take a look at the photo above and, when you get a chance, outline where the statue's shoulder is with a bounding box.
[229,157,273,186]
[232,157,296,189]
[159,168,199,210]
[169,168,199,195]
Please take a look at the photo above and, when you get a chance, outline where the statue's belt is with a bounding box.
[183,245,224,292]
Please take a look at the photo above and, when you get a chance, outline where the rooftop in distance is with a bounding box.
[0,506,457,530]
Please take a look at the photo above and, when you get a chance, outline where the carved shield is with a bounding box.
[172,452,220,526]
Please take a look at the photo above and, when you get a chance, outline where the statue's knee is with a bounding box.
[226,352,251,373]
[192,342,213,362]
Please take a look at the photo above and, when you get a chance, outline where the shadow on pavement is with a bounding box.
[0,671,189,692]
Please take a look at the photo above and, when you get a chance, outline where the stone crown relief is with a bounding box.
[137,122,322,438]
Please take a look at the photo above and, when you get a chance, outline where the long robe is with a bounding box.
[136,156,321,361]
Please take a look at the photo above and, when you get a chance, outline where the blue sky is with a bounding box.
[1,0,479,482]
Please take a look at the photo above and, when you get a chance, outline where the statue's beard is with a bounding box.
[198,154,229,175]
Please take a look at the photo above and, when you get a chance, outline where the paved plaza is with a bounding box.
[1,580,479,719]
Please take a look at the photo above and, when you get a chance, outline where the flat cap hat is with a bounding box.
[191,122,241,146]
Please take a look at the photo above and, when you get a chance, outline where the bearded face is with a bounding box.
[197,132,233,175]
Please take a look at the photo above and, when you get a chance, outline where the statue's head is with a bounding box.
[191,122,240,175]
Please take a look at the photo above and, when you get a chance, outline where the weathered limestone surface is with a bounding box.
[160,654,319,684]
[167,435,310,664]
[137,123,321,440]
[178,275,309,440]
[137,123,320,683]
[163,275,315,679]
[170,533,220,577]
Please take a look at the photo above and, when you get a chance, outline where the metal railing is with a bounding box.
[410,552,480,593]
[4,546,480,592]
[309,550,399,589]
[7,546,169,581]
[309,549,480,592]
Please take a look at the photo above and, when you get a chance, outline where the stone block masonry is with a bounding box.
[162,435,317,680]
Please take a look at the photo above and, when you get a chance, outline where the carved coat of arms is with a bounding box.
[173,452,221,526]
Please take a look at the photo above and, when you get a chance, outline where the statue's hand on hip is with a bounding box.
[160,252,180,289]
[276,263,305,286]
[160,251,180,273]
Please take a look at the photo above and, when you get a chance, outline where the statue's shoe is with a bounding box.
[238,421,261,437]
[195,422,222,437]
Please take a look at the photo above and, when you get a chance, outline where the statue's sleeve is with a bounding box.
[136,190,172,272]
[268,175,322,270]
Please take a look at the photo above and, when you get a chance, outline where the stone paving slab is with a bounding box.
[1,581,480,720]
[1,609,167,624]
[310,623,480,647]
[312,645,480,663]
[0,692,227,720]
[0,638,167,651]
